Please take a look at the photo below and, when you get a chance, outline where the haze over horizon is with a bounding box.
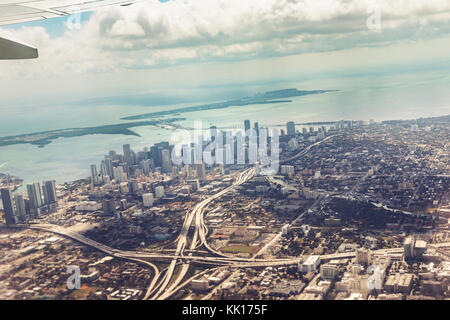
[1,0,450,107]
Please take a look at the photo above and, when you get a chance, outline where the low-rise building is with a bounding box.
[299,255,321,273]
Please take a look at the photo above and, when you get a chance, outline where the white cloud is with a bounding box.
[1,0,450,80]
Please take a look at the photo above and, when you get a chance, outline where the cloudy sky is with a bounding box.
[1,0,450,105]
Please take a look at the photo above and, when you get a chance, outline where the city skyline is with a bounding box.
[1,114,449,301]
[0,0,449,305]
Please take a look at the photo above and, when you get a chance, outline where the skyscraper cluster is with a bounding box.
[88,124,275,215]
[1,179,58,225]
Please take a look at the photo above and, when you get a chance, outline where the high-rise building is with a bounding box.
[27,182,42,216]
[162,149,172,173]
[128,181,140,194]
[404,236,414,259]
[143,193,154,207]
[150,142,169,168]
[254,122,259,145]
[14,194,27,222]
[113,166,127,183]
[196,162,206,181]
[1,188,17,225]
[287,121,296,136]
[123,144,133,166]
[43,180,57,204]
[155,186,165,199]
[91,164,99,186]
[102,198,116,216]
[141,159,151,175]
[103,156,114,178]
[215,148,224,165]
[210,126,217,142]
[335,122,340,130]
[244,120,251,132]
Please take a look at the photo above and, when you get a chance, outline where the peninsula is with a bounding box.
[0,118,185,148]
[121,88,337,120]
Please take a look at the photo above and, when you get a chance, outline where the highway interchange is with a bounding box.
[17,134,450,299]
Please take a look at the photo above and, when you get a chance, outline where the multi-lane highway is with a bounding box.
[154,167,257,300]
[156,134,343,299]
[26,222,450,297]
[23,133,373,300]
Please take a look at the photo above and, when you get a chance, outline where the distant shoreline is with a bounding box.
[0,88,337,149]
[0,118,185,148]
[121,88,338,120]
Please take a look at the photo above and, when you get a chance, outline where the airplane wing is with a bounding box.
[0,35,38,59]
[0,0,141,59]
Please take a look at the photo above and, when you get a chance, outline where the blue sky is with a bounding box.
[3,12,93,38]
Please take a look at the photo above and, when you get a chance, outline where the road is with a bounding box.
[24,134,341,300]
[154,167,257,300]
[153,134,341,299]
[25,133,428,300]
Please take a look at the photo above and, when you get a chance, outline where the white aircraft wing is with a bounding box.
[0,0,140,59]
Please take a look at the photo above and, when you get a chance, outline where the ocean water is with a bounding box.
[1,67,449,188]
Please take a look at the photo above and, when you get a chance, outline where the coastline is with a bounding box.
[0,118,185,148]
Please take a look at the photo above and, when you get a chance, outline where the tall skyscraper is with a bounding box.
[103,156,114,178]
[43,180,57,204]
[287,121,296,136]
[1,188,17,225]
[91,164,99,186]
[254,122,259,146]
[123,144,133,166]
[14,194,27,222]
[27,182,42,216]
[244,120,251,133]
[141,159,151,175]
[254,122,259,136]
[210,126,217,142]
[404,236,414,259]
[162,149,172,173]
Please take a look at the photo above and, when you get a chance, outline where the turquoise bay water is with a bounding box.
[1,68,449,187]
